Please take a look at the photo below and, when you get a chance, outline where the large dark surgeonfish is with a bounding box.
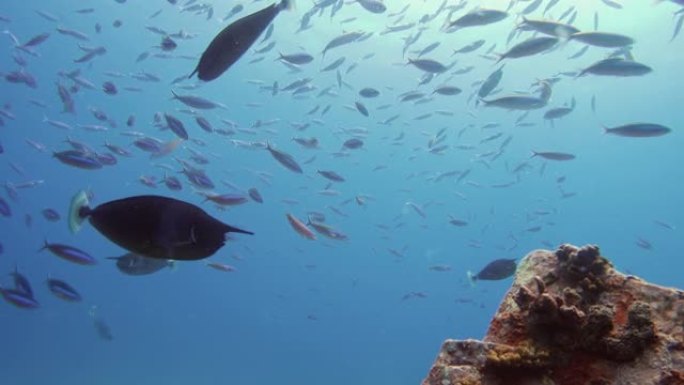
[190,0,293,81]
[107,253,174,276]
[467,258,517,286]
[69,191,252,261]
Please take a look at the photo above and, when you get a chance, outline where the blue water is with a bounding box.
[1,0,682,384]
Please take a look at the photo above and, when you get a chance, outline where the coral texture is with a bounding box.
[422,244,684,385]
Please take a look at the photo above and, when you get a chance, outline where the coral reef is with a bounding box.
[422,244,684,385]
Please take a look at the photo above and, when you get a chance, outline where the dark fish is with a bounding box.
[0,287,39,309]
[266,142,302,173]
[172,91,224,109]
[357,0,386,14]
[497,36,558,63]
[452,39,485,55]
[359,87,379,98]
[53,150,102,170]
[248,187,263,203]
[518,17,579,37]
[531,151,576,161]
[40,240,97,265]
[201,193,248,206]
[107,253,174,276]
[22,32,50,48]
[478,66,504,99]
[318,170,345,182]
[102,81,117,95]
[448,9,507,29]
[160,36,177,51]
[162,174,183,191]
[343,138,364,149]
[604,123,671,137]
[0,197,11,217]
[191,0,293,81]
[467,258,516,284]
[433,85,462,96]
[69,191,252,261]
[164,113,189,140]
[355,101,369,117]
[570,31,634,47]
[46,278,81,302]
[578,58,652,77]
[11,266,33,298]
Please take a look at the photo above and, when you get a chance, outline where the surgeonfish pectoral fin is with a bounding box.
[467,271,476,287]
[69,190,91,234]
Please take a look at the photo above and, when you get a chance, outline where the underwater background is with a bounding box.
[0,0,682,384]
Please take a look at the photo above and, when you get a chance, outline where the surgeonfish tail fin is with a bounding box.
[279,0,294,11]
[467,271,476,287]
[224,224,254,236]
[69,190,90,234]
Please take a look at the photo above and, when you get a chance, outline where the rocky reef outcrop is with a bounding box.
[422,244,684,385]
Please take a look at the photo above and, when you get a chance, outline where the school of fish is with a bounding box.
[0,0,680,340]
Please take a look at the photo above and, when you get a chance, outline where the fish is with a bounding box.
[359,87,380,98]
[496,36,558,63]
[321,57,346,72]
[278,52,313,65]
[448,9,507,30]
[357,0,386,13]
[107,253,174,276]
[578,58,652,77]
[482,95,547,110]
[40,240,97,265]
[433,85,462,96]
[531,151,576,161]
[408,58,448,73]
[323,32,363,57]
[452,39,485,55]
[46,278,82,302]
[477,66,504,99]
[318,170,345,182]
[569,31,634,48]
[266,142,302,173]
[69,191,253,261]
[306,218,348,241]
[286,213,316,240]
[248,187,264,203]
[604,123,671,137]
[164,113,189,140]
[171,91,224,109]
[11,266,34,298]
[0,287,40,308]
[191,0,293,81]
[355,101,369,117]
[467,258,517,285]
[200,192,249,206]
[343,138,364,149]
[207,262,237,272]
[0,197,11,217]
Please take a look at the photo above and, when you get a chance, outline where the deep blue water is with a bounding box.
[0,0,682,384]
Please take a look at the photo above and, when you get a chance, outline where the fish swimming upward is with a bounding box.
[190,0,293,81]
[69,191,252,261]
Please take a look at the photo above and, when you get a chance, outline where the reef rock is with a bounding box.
[422,244,684,385]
